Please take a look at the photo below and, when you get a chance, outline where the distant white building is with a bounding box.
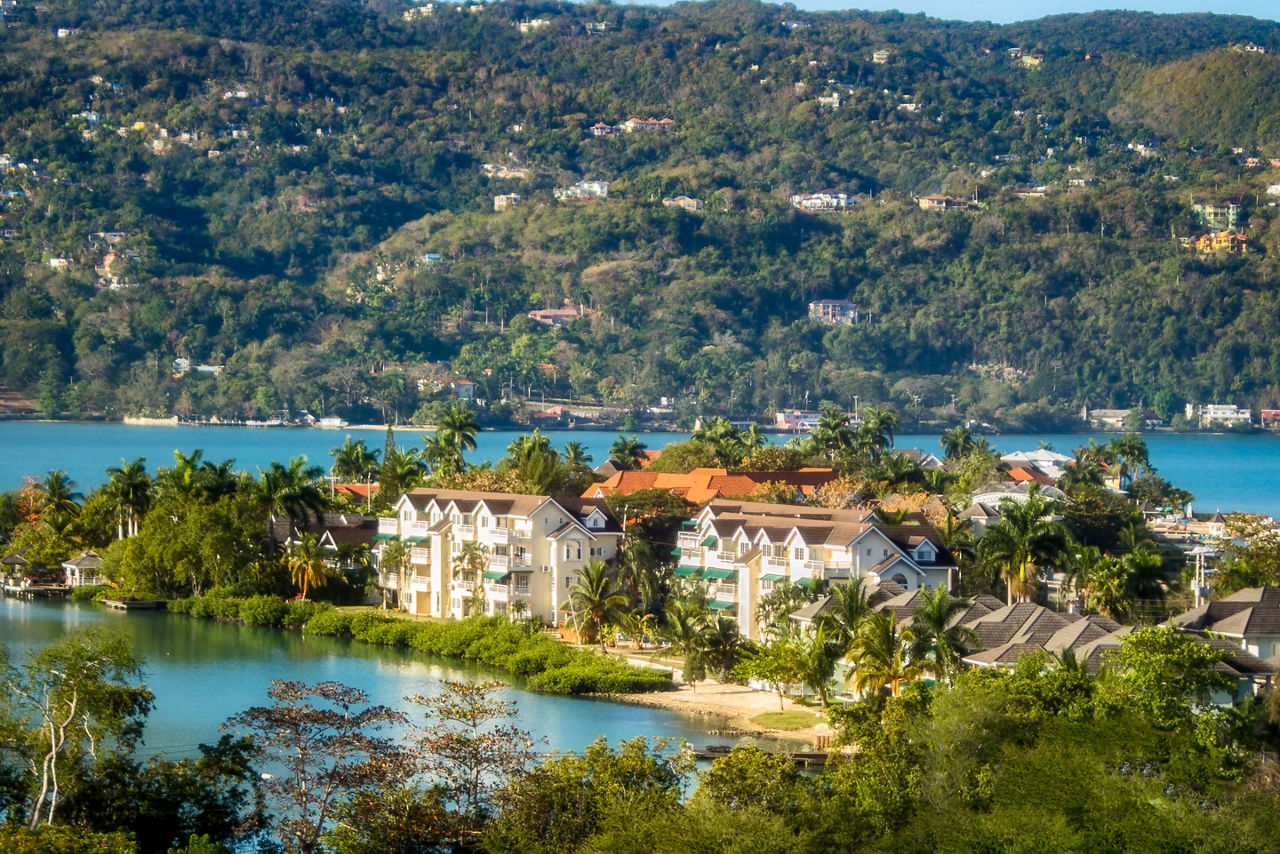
[1188,403,1252,428]
[790,191,851,212]
[808,299,858,325]
[554,180,609,202]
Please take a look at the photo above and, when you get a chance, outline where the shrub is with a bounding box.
[302,608,354,637]
[237,595,288,628]
[284,599,331,629]
[70,584,114,602]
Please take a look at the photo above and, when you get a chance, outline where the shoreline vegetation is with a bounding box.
[160,592,673,696]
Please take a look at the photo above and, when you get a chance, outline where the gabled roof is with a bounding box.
[273,512,379,548]
[1172,587,1280,638]
[62,550,102,570]
[1,547,30,567]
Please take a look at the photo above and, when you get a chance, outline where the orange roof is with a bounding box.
[334,483,380,500]
[582,467,837,503]
[1008,466,1054,486]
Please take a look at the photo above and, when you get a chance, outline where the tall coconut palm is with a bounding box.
[564,559,629,650]
[856,406,899,462]
[434,402,480,472]
[104,457,151,539]
[939,425,977,461]
[38,470,82,518]
[662,598,710,685]
[819,578,875,653]
[608,435,647,471]
[562,441,593,469]
[909,586,977,683]
[797,622,843,707]
[702,615,749,678]
[330,437,380,482]
[286,533,331,601]
[808,405,855,460]
[693,416,743,466]
[846,610,933,698]
[1108,432,1150,492]
[978,487,1068,604]
[258,457,327,527]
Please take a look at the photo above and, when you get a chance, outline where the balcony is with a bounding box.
[410,547,430,564]
[409,574,430,593]
[801,559,825,573]
[454,524,475,538]
[489,554,511,570]
[377,517,399,536]
[679,547,702,563]
[489,525,531,544]
[487,583,532,602]
[824,563,853,580]
[676,531,702,549]
[403,519,432,537]
[764,556,787,570]
[713,584,738,603]
[454,578,474,592]
[378,571,401,589]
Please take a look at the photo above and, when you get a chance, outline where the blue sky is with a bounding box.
[788,0,1277,24]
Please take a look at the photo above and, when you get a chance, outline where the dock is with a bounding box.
[102,598,165,610]
[3,583,69,599]
[692,745,833,767]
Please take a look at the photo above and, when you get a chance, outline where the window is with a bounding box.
[738,541,749,555]
[793,547,805,560]
[515,575,529,592]
[892,573,909,587]
[565,540,582,561]
[480,515,489,528]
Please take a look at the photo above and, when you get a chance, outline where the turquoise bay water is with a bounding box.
[0,421,1277,515]
[0,597,735,761]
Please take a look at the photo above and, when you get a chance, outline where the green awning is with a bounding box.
[797,577,814,588]
[708,600,738,611]
[673,565,701,578]
[482,570,507,581]
[701,536,718,548]
[403,536,427,544]
[681,520,696,528]
[373,533,398,541]
[761,573,787,583]
[670,548,682,556]
[702,568,736,581]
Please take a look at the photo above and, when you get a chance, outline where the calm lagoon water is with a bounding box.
[0,596,736,761]
[0,421,1277,515]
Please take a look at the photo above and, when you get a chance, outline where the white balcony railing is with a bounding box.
[680,548,702,562]
[379,571,401,588]
[454,524,475,538]
[410,547,430,564]
[764,556,787,569]
[801,559,825,573]
[676,531,702,549]
[403,519,432,536]
[378,517,399,536]
[714,584,738,603]
[489,525,532,543]
[490,554,511,570]
[409,575,430,593]
[454,578,474,592]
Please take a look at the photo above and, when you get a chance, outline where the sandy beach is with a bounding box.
[603,679,831,747]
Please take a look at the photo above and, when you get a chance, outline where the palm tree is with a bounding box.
[258,457,327,528]
[796,623,842,707]
[434,402,480,472]
[978,487,1068,604]
[1121,547,1166,617]
[330,437,380,482]
[104,458,150,539]
[38,470,82,518]
[808,405,855,460]
[608,435,647,471]
[909,586,977,683]
[380,446,428,501]
[693,416,743,466]
[1108,432,1150,492]
[856,406,899,463]
[939,425,977,462]
[701,615,749,677]
[562,441,593,469]
[286,533,331,601]
[819,578,875,653]
[564,559,629,650]
[663,599,711,686]
[846,610,934,698]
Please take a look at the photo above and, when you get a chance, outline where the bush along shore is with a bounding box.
[164,593,673,695]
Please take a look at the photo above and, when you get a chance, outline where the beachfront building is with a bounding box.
[374,489,623,622]
[672,500,956,641]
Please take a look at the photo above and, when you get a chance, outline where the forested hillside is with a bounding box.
[2,0,1280,428]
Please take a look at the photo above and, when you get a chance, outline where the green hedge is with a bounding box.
[301,611,671,696]
[167,593,334,629]
[165,596,671,695]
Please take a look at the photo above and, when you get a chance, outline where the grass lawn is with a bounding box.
[752,710,820,730]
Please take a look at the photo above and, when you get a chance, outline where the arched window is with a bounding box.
[892,573,909,587]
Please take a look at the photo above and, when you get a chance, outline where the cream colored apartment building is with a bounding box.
[374,489,622,622]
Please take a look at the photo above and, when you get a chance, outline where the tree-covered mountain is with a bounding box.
[2,0,1280,428]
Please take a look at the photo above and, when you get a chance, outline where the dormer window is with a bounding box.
[914,542,937,562]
